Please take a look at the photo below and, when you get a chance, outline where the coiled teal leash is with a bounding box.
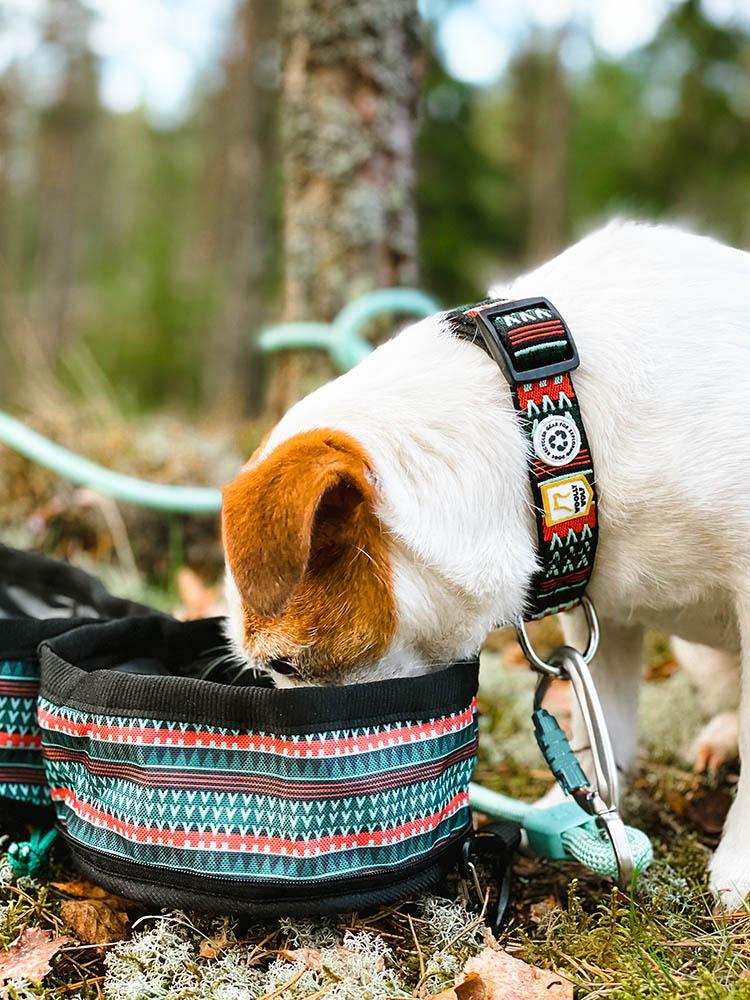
[0,411,222,514]
[258,287,440,373]
[7,828,58,877]
[0,288,439,514]
[469,785,653,881]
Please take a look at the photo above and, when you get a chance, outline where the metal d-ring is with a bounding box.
[515,595,600,677]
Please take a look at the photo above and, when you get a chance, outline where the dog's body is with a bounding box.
[223,221,750,906]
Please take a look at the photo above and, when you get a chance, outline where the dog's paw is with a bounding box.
[709,844,750,913]
[690,711,739,774]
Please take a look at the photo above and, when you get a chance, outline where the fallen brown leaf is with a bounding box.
[280,947,323,970]
[686,787,733,839]
[175,566,226,619]
[200,928,231,959]
[429,971,487,1000]
[51,878,112,900]
[60,898,129,945]
[664,787,690,818]
[528,896,559,924]
[0,927,70,983]
[460,948,572,1000]
[53,877,136,945]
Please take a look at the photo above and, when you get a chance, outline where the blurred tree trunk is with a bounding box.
[0,81,9,261]
[527,43,569,263]
[267,0,421,419]
[34,0,98,363]
[509,40,569,265]
[0,75,16,401]
[204,0,280,414]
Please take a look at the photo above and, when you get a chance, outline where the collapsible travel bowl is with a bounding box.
[0,545,156,806]
[38,616,480,915]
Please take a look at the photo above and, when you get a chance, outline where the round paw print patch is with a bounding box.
[532,415,581,467]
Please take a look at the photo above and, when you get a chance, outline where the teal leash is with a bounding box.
[470,614,654,883]
[0,288,439,514]
[469,785,653,880]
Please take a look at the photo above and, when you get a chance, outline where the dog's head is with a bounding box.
[222,428,399,686]
[222,320,537,686]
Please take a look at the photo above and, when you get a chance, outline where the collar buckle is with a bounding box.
[468,296,579,385]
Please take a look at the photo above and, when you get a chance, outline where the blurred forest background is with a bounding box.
[1,0,750,582]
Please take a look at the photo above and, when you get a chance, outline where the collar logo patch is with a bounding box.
[532,415,581,466]
[541,474,593,526]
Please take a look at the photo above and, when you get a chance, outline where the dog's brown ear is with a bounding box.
[222,430,375,618]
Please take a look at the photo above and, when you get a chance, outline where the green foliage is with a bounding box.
[418,0,750,309]
[418,61,513,305]
[71,115,219,412]
[3,1,750,411]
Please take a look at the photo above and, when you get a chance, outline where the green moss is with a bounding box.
[475,651,552,799]
[513,869,750,999]
[640,670,707,765]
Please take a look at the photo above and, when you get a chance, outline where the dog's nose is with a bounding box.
[269,658,299,678]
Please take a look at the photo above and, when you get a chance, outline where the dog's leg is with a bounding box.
[709,596,750,909]
[691,711,739,774]
[672,638,740,772]
[538,614,643,805]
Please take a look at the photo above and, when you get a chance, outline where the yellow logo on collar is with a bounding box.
[541,474,594,527]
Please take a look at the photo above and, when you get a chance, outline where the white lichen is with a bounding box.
[102,896,490,1000]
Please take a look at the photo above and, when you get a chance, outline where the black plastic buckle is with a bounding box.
[460,820,521,934]
[470,296,579,385]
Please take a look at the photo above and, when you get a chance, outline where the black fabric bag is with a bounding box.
[0,544,159,805]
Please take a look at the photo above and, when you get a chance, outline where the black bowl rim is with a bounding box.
[1,617,100,660]
[39,615,479,734]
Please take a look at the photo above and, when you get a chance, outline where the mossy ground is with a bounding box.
[1,627,746,999]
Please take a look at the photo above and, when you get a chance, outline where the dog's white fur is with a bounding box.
[225,221,750,906]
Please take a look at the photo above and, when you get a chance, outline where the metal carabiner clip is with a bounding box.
[534,646,635,888]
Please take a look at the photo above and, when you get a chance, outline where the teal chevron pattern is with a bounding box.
[0,658,49,805]
[38,695,478,883]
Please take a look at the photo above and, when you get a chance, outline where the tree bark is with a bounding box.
[204,0,280,414]
[0,76,12,396]
[33,0,98,362]
[508,39,570,266]
[527,43,569,264]
[267,0,421,419]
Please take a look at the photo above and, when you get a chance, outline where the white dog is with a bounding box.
[222,221,750,907]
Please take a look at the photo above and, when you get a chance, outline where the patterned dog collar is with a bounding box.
[450,297,598,620]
